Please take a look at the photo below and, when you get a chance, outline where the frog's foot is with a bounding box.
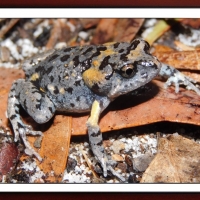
[88,125,125,182]
[18,123,43,161]
[159,63,200,95]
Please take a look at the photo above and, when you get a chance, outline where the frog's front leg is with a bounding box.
[159,63,200,95]
[87,99,125,182]
[7,79,56,161]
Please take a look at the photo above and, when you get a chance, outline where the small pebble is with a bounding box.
[112,140,125,154]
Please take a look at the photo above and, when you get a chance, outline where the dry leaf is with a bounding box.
[91,19,118,44]
[36,115,71,182]
[141,134,200,183]
[113,19,144,42]
[153,49,200,71]
[72,79,200,135]
[91,19,144,44]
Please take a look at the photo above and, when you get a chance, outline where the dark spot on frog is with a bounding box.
[120,53,128,62]
[35,66,42,73]
[35,103,41,110]
[97,46,107,52]
[63,47,73,53]
[91,83,100,93]
[48,107,53,113]
[75,80,81,86]
[48,54,59,62]
[82,47,94,55]
[50,75,54,82]
[76,96,80,101]
[23,99,28,111]
[70,103,75,107]
[80,59,92,71]
[17,122,24,129]
[91,130,101,137]
[60,54,70,62]
[99,56,110,70]
[46,66,54,74]
[53,86,59,94]
[131,39,140,50]
[113,42,120,48]
[119,49,124,53]
[143,41,150,53]
[90,50,101,59]
[10,114,17,120]
[73,55,80,67]
[66,87,73,94]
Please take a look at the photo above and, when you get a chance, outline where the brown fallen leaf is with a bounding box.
[91,19,118,44]
[112,19,144,42]
[72,79,200,135]
[33,115,72,183]
[153,49,200,71]
[26,115,72,183]
[91,19,144,44]
[0,68,24,129]
[140,134,200,183]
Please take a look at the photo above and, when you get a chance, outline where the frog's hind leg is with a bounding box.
[7,79,56,161]
[87,99,125,182]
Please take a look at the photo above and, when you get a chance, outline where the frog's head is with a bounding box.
[108,38,161,99]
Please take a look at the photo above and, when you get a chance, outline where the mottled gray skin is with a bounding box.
[7,38,200,181]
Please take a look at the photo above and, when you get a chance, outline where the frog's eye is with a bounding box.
[120,64,137,78]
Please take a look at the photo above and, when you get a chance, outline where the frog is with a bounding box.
[7,38,200,182]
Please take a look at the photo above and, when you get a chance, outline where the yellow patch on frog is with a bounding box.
[40,87,46,93]
[59,87,65,94]
[127,41,145,60]
[82,67,105,88]
[30,73,39,81]
[92,60,100,67]
[87,100,101,127]
[103,48,115,56]
[103,42,116,46]
[93,46,116,67]
[127,50,141,60]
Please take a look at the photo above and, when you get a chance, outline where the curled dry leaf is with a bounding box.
[112,19,144,42]
[91,19,144,44]
[91,19,118,44]
[141,134,200,183]
[153,49,200,71]
[35,115,72,182]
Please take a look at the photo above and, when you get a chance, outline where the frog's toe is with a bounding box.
[98,158,125,182]
[107,165,126,182]
[18,126,43,161]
